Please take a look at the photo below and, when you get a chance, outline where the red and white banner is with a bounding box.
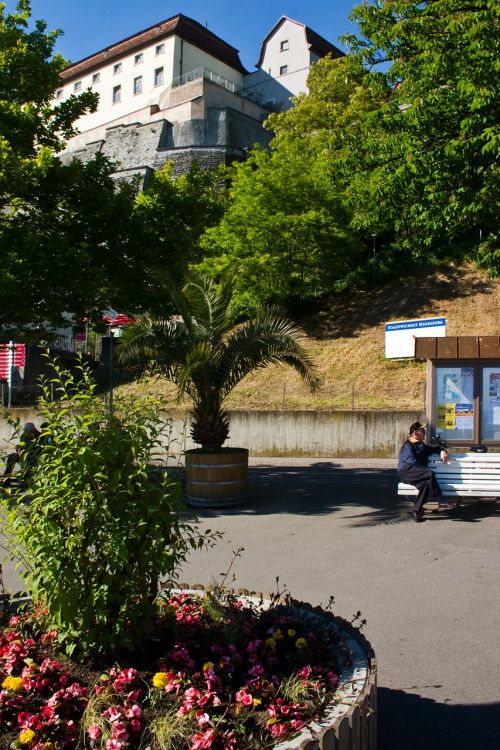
[0,342,26,380]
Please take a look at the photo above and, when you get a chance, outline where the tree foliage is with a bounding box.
[0,2,131,334]
[1,359,214,659]
[344,0,499,269]
[123,162,226,316]
[195,55,394,311]
[0,4,223,335]
[197,0,499,300]
[118,270,319,451]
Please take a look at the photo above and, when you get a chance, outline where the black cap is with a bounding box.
[409,421,426,435]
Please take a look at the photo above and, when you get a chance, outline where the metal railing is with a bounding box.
[171,67,243,97]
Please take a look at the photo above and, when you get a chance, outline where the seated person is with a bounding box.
[398,421,455,522]
[2,422,40,486]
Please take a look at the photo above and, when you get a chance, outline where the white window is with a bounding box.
[154,66,164,87]
[133,75,142,95]
[55,88,63,99]
[112,84,121,103]
[155,43,165,56]
[134,53,143,65]
[113,62,122,75]
[280,65,288,76]
[73,80,82,92]
[280,40,289,51]
[92,72,100,84]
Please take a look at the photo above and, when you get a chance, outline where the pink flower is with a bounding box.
[195,710,210,725]
[182,686,200,708]
[130,719,141,733]
[67,682,87,697]
[191,728,215,750]
[17,712,33,728]
[105,740,124,750]
[124,704,141,719]
[235,689,253,706]
[127,689,144,702]
[111,722,129,742]
[88,724,102,740]
[297,665,312,679]
[269,722,287,736]
[102,706,122,723]
[246,640,261,653]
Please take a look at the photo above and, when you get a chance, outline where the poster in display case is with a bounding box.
[482,368,500,440]
[435,367,474,436]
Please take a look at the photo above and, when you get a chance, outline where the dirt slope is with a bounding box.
[119,263,500,411]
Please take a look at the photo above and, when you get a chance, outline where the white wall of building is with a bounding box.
[172,38,245,88]
[56,37,176,135]
[56,36,247,143]
[244,18,314,110]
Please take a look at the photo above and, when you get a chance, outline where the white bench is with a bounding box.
[398,452,500,501]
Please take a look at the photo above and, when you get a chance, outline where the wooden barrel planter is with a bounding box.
[185,447,249,508]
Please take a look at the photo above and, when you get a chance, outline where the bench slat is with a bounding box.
[398,487,499,498]
[429,453,500,461]
[433,471,500,479]
[398,451,500,499]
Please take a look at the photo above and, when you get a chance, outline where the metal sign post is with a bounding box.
[7,340,13,408]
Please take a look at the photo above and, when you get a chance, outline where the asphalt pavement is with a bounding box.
[2,457,499,749]
[178,457,500,750]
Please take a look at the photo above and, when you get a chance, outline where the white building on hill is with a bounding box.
[57,14,343,182]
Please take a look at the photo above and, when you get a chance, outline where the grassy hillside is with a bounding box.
[118,263,499,412]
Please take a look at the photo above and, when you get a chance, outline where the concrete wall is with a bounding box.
[0,409,423,459]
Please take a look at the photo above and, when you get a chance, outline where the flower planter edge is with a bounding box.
[167,585,377,750]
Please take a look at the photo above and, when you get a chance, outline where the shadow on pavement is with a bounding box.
[187,464,500,526]
[378,687,500,750]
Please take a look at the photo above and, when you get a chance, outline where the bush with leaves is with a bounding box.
[1,360,216,660]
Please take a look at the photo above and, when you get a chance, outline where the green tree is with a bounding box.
[0,153,138,333]
[1,359,214,658]
[118,270,319,451]
[0,3,226,333]
[196,55,391,311]
[344,0,500,270]
[0,2,140,334]
[124,162,226,315]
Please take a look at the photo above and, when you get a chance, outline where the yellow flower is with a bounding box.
[264,638,276,649]
[295,637,308,649]
[2,676,23,692]
[253,697,262,706]
[202,661,214,672]
[273,629,284,640]
[42,744,54,750]
[152,672,169,689]
[287,629,296,637]
[19,729,36,745]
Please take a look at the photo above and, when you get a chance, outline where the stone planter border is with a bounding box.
[2,586,377,750]
[171,584,377,750]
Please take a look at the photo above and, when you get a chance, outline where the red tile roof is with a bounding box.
[60,13,247,82]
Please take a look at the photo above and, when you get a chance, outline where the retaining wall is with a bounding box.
[0,409,422,458]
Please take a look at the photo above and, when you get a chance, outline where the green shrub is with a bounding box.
[1,359,216,659]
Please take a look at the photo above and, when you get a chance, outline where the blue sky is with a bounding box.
[20,1,361,71]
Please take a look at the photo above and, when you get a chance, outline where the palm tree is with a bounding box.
[118,271,319,452]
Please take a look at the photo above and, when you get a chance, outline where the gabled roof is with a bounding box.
[60,13,247,83]
[256,16,344,69]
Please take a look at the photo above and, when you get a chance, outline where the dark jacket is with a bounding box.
[398,440,441,474]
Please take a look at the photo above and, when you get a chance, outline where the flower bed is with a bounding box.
[0,590,376,750]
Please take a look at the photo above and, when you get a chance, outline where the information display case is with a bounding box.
[415,336,500,449]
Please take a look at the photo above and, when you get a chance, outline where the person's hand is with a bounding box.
[440,449,449,463]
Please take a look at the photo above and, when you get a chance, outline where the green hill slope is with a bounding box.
[119,264,500,412]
